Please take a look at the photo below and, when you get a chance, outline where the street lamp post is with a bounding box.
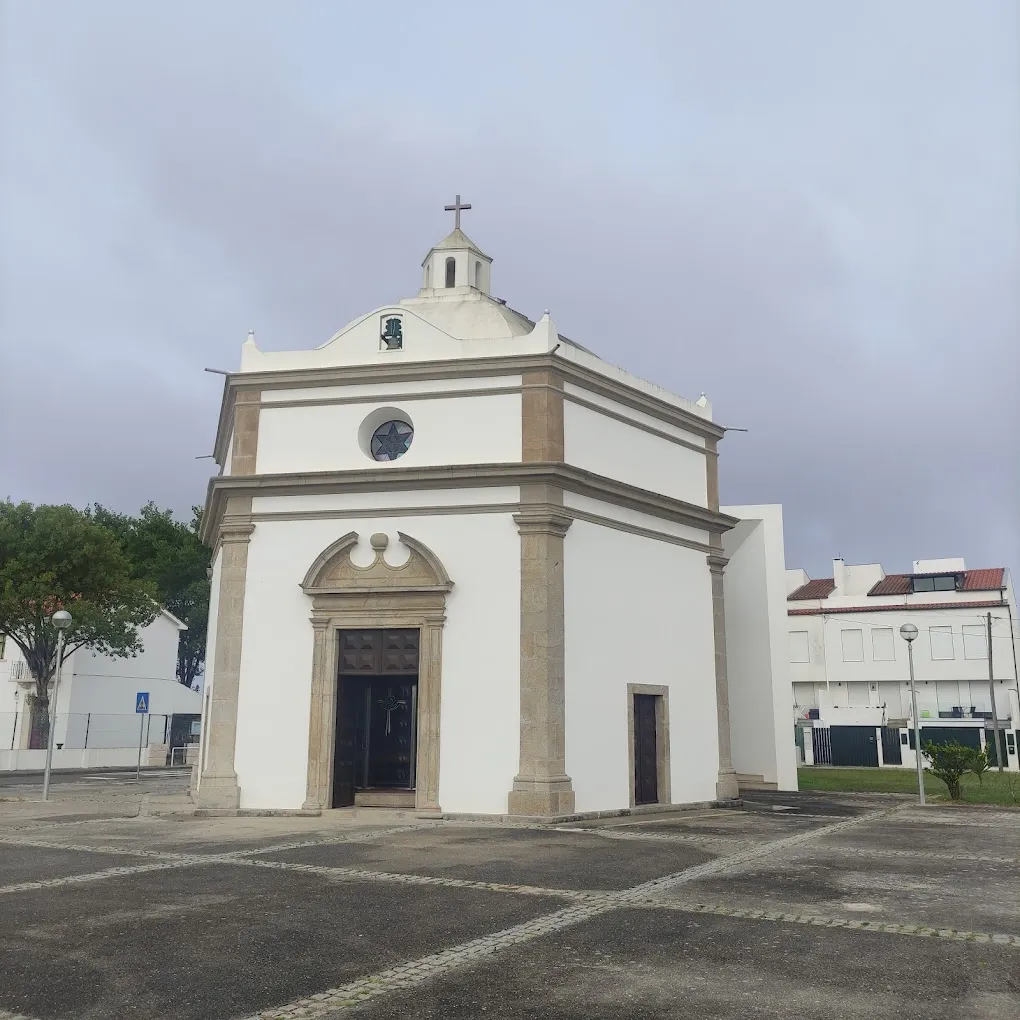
[899,623,925,806]
[41,610,73,802]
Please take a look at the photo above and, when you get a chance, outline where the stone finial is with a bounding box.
[369,533,389,551]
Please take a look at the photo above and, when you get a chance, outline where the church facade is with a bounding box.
[194,206,796,818]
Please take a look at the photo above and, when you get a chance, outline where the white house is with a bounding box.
[0,609,201,770]
[194,204,796,817]
[787,556,1020,770]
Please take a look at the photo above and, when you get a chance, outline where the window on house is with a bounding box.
[872,627,895,661]
[929,625,955,660]
[911,574,958,593]
[788,630,810,663]
[841,629,864,662]
[445,257,456,288]
[962,624,988,660]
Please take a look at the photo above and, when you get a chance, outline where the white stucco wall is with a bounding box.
[233,510,521,811]
[563,399,708,505]
[721,504,798,791]
[68,613,184,708]
[256,392,522,475]
[563,518,718,812]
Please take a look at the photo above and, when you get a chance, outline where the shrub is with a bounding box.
[921,741,979,801]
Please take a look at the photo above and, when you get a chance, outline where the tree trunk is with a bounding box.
[28,692,49,750]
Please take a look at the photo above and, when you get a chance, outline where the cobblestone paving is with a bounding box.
[0,794,1017,1019]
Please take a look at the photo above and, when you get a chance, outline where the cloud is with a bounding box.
[2,0,1017,577]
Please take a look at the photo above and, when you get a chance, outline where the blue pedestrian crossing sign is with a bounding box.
[135,692,150,714]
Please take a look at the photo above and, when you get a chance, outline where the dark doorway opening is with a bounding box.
[633,693,659,805]
[332,629,419,808]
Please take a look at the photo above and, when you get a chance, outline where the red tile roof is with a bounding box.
[867,568,1005,596]
[962,568,1006,591]
[788,578,836,601]
[789,599,1006,617]
[867,575,911,596]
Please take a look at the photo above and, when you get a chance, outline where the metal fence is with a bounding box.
[1,712,178,750]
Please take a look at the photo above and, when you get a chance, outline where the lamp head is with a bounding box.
[51,610,73,631]
[899,622,918,643]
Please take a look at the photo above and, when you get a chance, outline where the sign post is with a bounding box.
[135,692,149,781]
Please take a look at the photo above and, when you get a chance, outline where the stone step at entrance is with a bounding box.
[354,789,416,808]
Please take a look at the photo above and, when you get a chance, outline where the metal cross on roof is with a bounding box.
[444,194,472,230]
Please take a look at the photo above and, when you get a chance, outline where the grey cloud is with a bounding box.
[1,0,1016,578]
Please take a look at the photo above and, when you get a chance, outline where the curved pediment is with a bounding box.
[301,532,453,595]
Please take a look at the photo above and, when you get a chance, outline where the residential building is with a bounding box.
[786,557,1019,769]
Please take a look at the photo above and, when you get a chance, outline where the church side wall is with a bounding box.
[233,511,521,812]
[255,393,522,475]
[563,518,719,813]
[563,400,708,505]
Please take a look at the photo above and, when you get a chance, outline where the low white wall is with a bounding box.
[563,518,718,812]
[0,747,144,771]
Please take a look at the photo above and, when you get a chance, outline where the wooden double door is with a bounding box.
[332,629,419,808]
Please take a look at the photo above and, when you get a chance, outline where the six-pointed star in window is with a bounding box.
[371,420,414,461]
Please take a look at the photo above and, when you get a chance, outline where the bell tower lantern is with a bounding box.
[420,194,493,295]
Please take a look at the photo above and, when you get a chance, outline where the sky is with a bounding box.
[1,1,1017,579]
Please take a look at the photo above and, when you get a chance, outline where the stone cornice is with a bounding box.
[200,462,739,546]
[210,352,726,466]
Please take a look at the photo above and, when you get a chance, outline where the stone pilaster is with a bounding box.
[302,619,334,810]
[415,614,445,815]
[230,389,261,476]
[196,500,253,810]
[508,508,575,817]
[708,551,739,800]
[521,370,564,463]
[705,438,720,511]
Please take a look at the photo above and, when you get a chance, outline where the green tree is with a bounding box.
[0,501,159,746]
[89,503,210,688]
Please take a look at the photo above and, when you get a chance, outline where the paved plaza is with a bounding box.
[0,775,1017,1018]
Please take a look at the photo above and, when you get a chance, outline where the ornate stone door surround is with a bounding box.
[300,531,452,814]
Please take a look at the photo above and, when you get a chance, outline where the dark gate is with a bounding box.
[829,726,879,767]
[633,694,658,805]
[907,726,981,751]
[811,727,832,765]
[881,727,902,765]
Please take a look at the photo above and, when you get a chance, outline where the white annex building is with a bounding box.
[195,202,796,817]
[0,610,200,770]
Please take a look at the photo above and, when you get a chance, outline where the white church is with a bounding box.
[194,199,796,818]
